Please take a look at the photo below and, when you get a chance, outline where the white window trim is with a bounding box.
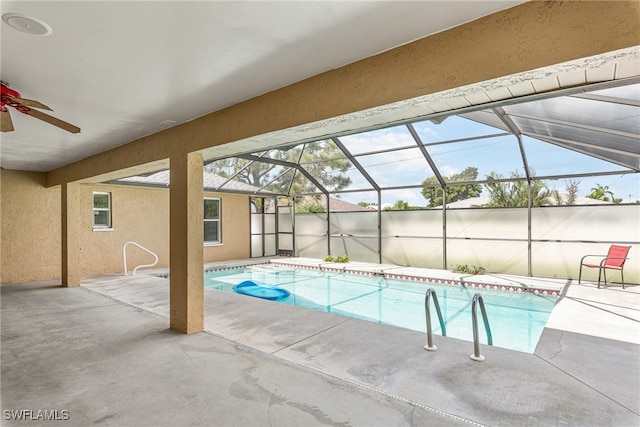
[204,197,221,244]
[93,191,112,230]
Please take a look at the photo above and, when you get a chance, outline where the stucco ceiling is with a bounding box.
[0,0,529,172]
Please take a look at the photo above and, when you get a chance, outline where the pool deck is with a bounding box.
[2,257,638,426]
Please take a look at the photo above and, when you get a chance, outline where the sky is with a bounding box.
[218,82,639,207]
[328,116,639,207]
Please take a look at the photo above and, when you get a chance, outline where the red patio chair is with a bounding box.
[578,245,631,289]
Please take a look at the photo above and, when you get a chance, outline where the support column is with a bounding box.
[61,182,81,287]
[169,152,204,334]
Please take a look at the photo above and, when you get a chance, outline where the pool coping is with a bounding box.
[203,257,564,296]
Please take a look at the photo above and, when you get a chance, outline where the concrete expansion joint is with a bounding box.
[537,351,638,416]
[81,285,167,320]
[270,317,353,356]
[298,362,489,427]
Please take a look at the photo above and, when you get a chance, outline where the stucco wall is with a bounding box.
[81,185,249,274]
[1,169,61,283]
[203,193,250,263]
[1,169,251,283]
[80,185,249,275]
[78,184,170,275]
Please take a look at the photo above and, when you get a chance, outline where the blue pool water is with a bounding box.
[204,265,557,353]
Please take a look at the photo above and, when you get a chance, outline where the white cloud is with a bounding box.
[340,129,414,155]
[340,129,436,187]
[437,165,458,177]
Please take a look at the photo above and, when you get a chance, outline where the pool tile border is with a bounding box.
[382,272,561,296]
[204,264,261,274]
[204,261,560,296]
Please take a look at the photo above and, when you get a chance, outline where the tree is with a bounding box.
[385,200,410,211]
[587,184,622,203]
[295,196,326,213]
[358,202,375,208]
[421,166,482,207]
[206,141,352,195]
[484,171,560,207]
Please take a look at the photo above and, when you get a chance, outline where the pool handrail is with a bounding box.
[424,288,446,351]
[123,241,158,276]
[470,293,493,361]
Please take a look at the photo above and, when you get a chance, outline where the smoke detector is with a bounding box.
[2,13,52,36]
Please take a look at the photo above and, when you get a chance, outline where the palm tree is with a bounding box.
[587,184,622,203]
[485,171,560,207]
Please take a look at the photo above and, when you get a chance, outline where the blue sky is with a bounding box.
[328,116,639,207]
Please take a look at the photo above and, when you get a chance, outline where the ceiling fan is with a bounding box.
[0,80,80,133]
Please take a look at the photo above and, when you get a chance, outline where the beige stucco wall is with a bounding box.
[203,192,250,263]
[78,184,170,275]
[79,185,249,275]
[1,169,61,283]
[1,169,251,283]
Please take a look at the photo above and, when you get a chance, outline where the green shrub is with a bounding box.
[323,255,349,263]
[452,264,485,275]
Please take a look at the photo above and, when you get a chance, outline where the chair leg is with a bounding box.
[598,268,603,289]
[578,265,582,284]
[621,269,625,289]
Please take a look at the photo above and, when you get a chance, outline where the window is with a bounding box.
[204,198,221,244]
[93,192,111,229]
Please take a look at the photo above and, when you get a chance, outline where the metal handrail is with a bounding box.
[424,288,446,351]
[470,293,493,361]
[123,241,158,275]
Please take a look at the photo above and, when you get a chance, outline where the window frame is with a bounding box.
[204,197,221,245]
[92,191,112,230]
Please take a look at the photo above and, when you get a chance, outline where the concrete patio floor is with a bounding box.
[1,259,638,426]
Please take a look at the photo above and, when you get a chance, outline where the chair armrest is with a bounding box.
[580,254,605,264]
[599,257,629,267]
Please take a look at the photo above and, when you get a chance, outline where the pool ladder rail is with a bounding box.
[123,241,159,275]
[423,289,493,362]
[423,288,446,351]
[470,293,493,362]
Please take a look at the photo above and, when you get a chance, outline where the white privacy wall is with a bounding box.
[295,213,328,259]
[330,212,379,263]
[294,205,640,282]
[531,205,639,280]
[381,210,443,267]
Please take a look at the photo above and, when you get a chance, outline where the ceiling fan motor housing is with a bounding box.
[1,84,30,114]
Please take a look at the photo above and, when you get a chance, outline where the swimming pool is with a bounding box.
[204,264,557,353]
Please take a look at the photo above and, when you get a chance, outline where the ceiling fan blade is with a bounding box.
[5,95,52,111]
[26,108,80,134]
[1,109,15,132]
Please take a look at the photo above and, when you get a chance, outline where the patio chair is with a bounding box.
[578,245,631,289]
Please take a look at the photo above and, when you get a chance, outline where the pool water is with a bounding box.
[204,265,557,353]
